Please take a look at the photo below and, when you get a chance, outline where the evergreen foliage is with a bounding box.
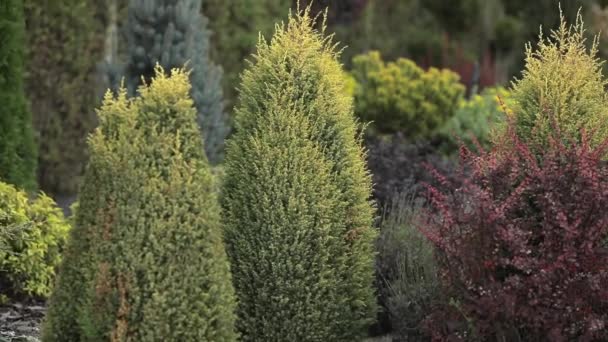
[222,9,377,341]
[0,182,70,298]
[0,0,37,191]
[43,67,236,341]
[116,0,227,164]
[439,87,510,153]
[511,12,608,148]
[202,0,291,109]
[350,51,465,137]
[24,0,103,197]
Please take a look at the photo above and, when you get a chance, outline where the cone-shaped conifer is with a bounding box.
[222,8,377,341]
[43,67,236,341]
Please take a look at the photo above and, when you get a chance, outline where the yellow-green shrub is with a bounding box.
[511,12,608,148]
[350,51,465,137]
[0,182,70,298]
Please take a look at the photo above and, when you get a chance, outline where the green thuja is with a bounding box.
[43,67,237,341]
[222,8,377,341]
[510,10,608,148]
[0,0,37,191]
[24,0,102,197]
[113,0,227,164]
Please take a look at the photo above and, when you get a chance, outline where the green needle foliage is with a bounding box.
[222,8,377,341]
[114,0,228,164]
[24,0,103,197]
[0,0,37,191]
[510,10,608,149]
[43,67,236,341]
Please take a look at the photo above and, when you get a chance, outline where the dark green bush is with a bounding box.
[222,8,377,341]
[0,0,37,191]
[43,67,237,342]
[0,182,70,299]
[351,51,465,137]
[24,0,102,197]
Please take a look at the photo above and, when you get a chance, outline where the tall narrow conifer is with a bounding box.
[222,8,377,341]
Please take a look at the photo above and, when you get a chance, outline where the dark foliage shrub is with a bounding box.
[376,192,439,341]
[24,0,102,197]
[421,128,608,341]
[365,133,456,209]
[0,0,37,191]
[222,8,376,341]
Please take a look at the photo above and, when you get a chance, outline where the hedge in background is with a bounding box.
[202,0,291,110]
[24,0,103,197]
[351,51,465,138]
[511,13,608,149]
[0,182,69,299]
[43,67,237,341]
[115,0,227,164]
[222,9,377,341]
[0,0,37,191]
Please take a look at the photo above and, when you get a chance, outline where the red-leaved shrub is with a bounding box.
[420,128,608,341]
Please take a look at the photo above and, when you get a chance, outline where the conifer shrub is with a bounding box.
[43,67,237,341]
[24,0,102,197]
[0,0,37,191]
[350,51,465,137]
[222,9,377,341]
[112,0,227,164]
[511,12,608,149]
[421,127,608,341]
[0,182,69,299]
[438,87,510,154]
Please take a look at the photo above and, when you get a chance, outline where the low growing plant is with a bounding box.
[0,182,70,299]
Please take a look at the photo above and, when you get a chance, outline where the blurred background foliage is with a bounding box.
[21,0,608,204]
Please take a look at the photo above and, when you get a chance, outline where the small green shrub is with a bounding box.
[439,87,510,153]
[350,51,465,137]
[376,192,439,341]
[0,182,70,298]
[511,11,608,149]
